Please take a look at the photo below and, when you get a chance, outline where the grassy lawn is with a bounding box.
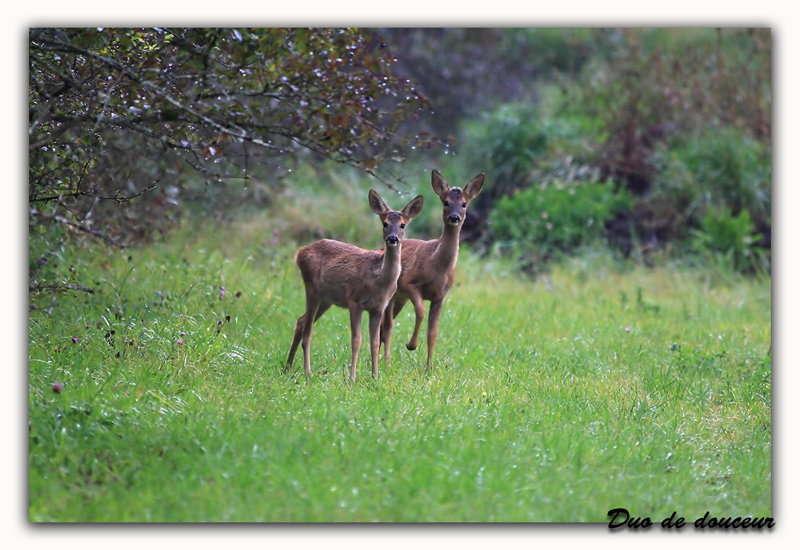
[28,215,771,522]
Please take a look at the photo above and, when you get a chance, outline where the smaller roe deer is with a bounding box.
[380,170,484,368]
[286,190,424,381]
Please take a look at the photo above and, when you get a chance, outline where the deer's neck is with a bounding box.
[434,222,462,269]
[380,245,403,283]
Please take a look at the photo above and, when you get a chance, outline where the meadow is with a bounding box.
[27,175,771,522]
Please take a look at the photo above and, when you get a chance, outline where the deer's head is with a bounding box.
[431,170,485,227]
[369,190,424,248]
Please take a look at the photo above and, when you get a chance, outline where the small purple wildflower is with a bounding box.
[180,331,186,337]
[219,286,226,300]
[625,327,631,333]
[177,338,184,346]
[52,382,63,394]
[71,336,78,343]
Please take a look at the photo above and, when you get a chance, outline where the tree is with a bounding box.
[29,27,433,296]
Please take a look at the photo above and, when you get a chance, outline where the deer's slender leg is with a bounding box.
[381,296,408,363]
[368,309,383,378]
[301,298,322,376]
[287,303,331,372]
[348,306,363,381]
[405,290,426,352]
[426,299,444,369]
[286,313,305,371]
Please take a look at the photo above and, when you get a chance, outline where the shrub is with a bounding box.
[462,102,606,197]
[461,104,549,197]
[679,129,770,224]
[648,127,771,239]
[561,28,771,195]
[690,207,768,274]
[488,180,633,271]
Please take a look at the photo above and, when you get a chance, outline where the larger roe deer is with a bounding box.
[380,169,485,368]
[286,190,424,381]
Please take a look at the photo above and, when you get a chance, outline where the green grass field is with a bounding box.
[28,206,771,522]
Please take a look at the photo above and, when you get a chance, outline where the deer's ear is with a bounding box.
[368,189,390,216]
[402,195,424,220]
[463,173,485,202]
[431,170,450,199]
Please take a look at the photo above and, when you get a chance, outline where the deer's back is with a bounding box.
[296,239,395,310]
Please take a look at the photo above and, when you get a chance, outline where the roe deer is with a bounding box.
[285,190,424,381]
[380,169,485,368]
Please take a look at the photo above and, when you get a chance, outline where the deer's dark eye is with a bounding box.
[443,201,449,207]
[383,222,388,228]
[400,223,406,229]
[461,202,467,208]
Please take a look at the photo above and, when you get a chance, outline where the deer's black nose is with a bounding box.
[386,235,399,245]
[448,215,461,224]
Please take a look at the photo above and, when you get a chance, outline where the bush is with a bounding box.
[648,127,771,239]
[560,28,771,195]
[679,129,770,223]
[690,207,768,274]
[488,180,633,271]
[461,104,549,197]
[462,102,606,197]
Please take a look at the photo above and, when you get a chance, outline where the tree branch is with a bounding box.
[32,209,128,249]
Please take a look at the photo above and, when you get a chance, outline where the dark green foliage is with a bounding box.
[657,128,771,224]
[643,127,771,265]
[445,29,771,274]
[488,180,632,270]
[561,28,770,194]
[690,207,768,274]
[459,103,607,230]
[462,104,549,198]
[499,28,600,77]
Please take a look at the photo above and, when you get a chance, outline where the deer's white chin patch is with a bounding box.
[386,241,399,248]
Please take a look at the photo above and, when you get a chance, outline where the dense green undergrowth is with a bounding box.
[28,210,771,522]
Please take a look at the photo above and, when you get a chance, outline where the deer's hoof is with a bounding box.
[405,342,417,351]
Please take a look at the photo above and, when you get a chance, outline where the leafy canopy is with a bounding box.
[29,27,432,244]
